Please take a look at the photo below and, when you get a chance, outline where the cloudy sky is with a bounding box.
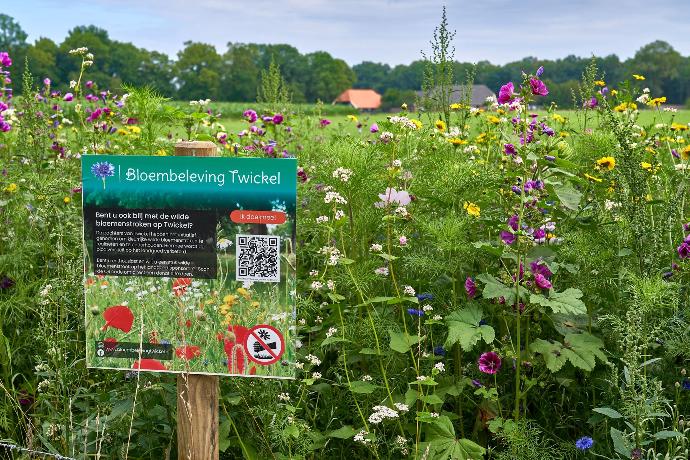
[5,0,690,65]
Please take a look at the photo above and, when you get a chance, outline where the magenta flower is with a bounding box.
[85,80,94,89]
[498,82,515,104]
[503,143,516,156]
[272,113,284,124]
[478,352,502,374]
[63,93,74,102]
[465,277,476,299]
[320,118,331,127]
[43,77,51,86]
[500,230,516,245]
[678,242,690,259]
[534,273,552,290]
[530,260,552,279]
[0,52,11,68]
[529,78,549,96]
[508,215,519,231]
[370,123,379,133]
[243,109,258,123]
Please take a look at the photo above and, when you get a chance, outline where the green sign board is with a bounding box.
[82,155,296,378]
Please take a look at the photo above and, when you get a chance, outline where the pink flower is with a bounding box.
[377,188,411,206]
[0,52,11,68]
[465,277,476,299]
[399,236,407,246]
[534,273,552,290]
[43,77,51,86]
[63,93,74,102]
[85,80,94,89]
[500,230,516,245]
[319,118,331,127]
[529,78,549,96]
[498,82,515,104]
[370,123,379,133]
[243,109,257,123]
[478,352,501,374]
[272,113,284,124]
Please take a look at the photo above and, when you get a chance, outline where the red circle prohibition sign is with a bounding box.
[244,324,285,366]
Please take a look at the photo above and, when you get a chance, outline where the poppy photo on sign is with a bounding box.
[82,155,297,378]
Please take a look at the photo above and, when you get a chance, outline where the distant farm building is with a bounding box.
[334,89,382,110]
[415,84,496,108]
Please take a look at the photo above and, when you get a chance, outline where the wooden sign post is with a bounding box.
[174,140,219,460]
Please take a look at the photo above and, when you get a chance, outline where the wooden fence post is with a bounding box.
[174,140,219,460]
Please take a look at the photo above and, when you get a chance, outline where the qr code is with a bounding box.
[236,235,281,282]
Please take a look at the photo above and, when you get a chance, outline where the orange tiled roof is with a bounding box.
[334,89,382,109]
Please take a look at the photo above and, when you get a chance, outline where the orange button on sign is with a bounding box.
[230,210,287,224]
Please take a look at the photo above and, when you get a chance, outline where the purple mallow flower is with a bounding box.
[478,352,502,374]
[243,109,258,123]
[529,78,549,96]
[0,52,11,68]
[534,273,552,290]
[465,277,476,299]
[504,143,516,156]
[498,82,515,104]
[500,230,516,245]
[678,242,690,259]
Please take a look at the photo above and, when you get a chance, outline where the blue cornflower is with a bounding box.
[433,346,446,356]
[407,308,424,317]
[91,161,115,179]
[416,293,434,302]
[575,436,594,451]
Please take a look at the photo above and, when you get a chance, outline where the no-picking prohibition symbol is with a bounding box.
[244,324,285,366]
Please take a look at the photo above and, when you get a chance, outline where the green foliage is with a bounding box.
[444,305,495,351]
[530,332,607,372]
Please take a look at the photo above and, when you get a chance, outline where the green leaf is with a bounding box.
[358,347,381,355]
[444,305,495,351]
[593,407,624,419]
[420,393,444,405]
[327,293,345,302]
[476,273,515,304]
[389,331,424,354]
[377,253,398,261]
[328,425,357,439]
[555,182,582,211]
[530,288,587,316]
[530,332,607,372]
[348,381,379,394]
[358,296,395,307]
[654,430,683,440]
[425,416,486,460]
[387,296,419,305]
[610,427,632,457]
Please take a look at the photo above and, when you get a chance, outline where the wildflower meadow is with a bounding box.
[1,11,690,460]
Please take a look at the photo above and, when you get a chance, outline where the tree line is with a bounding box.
[1,14,689,108]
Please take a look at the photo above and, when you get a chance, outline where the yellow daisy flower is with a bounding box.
[596,156,616,171]
[633,74,645,80]
[463,202,480,218]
